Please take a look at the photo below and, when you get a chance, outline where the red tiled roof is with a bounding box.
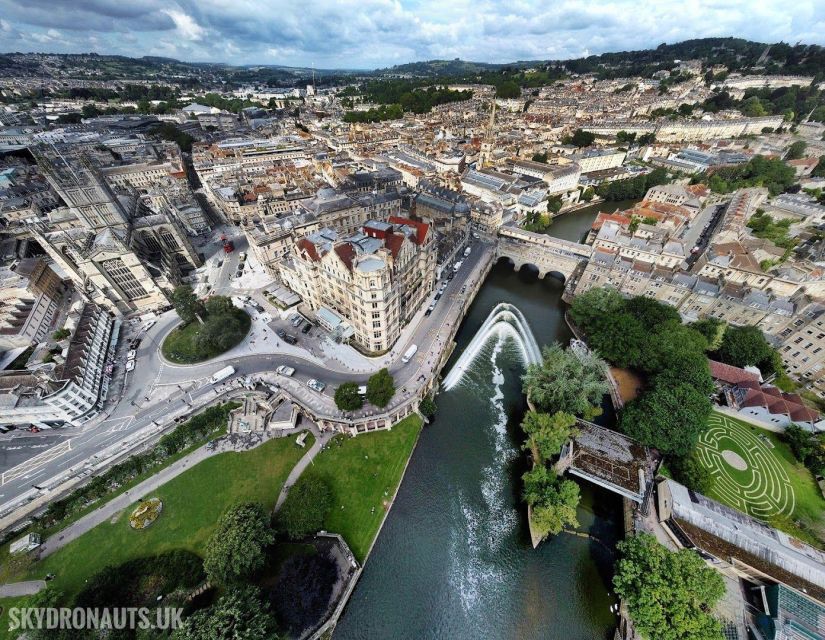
[733,380,821,424]
[297,238,319,261]
[388,216,429,245]
[591,212,632,230]
[385,232,404,259]
[334,243,355,271]
[708,359,760,385]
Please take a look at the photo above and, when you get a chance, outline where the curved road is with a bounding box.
[0,243,491,520]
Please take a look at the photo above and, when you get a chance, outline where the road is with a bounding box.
[0,241,493,522]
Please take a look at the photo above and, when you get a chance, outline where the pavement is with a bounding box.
[0,581,45,598]
[0,238,494,527]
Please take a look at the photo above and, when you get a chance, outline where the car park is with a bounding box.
[307,378,326,393]
[276,365,295,376]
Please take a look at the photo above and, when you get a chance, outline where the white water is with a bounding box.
[442,302,542,391]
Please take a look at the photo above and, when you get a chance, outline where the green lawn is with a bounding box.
[695,411,825,545]
[161,308,250,364]
[303,415,423,562]
[9,435,310,607]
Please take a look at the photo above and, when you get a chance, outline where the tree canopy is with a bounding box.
[713,324,779,375]
[613,533,725,640]
[334,382,363,411]
[203,503,274,585]
[521,411,577,464]
[171,285,204,325]
[522,465,580,541]
[563,128,596,147]
[366,368,395,407]
[174,586,279,640]
[522,343,609,418]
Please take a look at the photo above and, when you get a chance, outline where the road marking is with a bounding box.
[1,440,73,485]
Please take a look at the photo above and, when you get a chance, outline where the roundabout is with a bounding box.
[695,413,794,520]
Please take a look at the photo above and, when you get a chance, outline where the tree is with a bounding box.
[619,381,711,456]
[786,140,808,160]
[522,465,580,540]
[581,187,595,202]
[563,128,596,147]
[203,503,274,584]
[669,450,715,494]
[52,328,71,340]
[419,395,437,418]
[569,287,625,331]
[171,285,203,325]
[277,476,332,539]
[522,343,609,416]
[624,296,681,327]
[174,586,279,640]
[689,318,727,351]
[812,156,825,178]
[366,368,395,407]
[334,382,363,411]
[714,325,777,374]
[613,533,725,640]
[495,80,521,99]
[521,411,577,463]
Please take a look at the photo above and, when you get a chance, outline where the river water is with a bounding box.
[334,206,625,640]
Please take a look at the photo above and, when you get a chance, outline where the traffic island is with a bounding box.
[161,307,251,364]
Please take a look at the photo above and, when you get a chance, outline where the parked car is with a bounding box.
[284,334,298,345]
[301,323,312,334]
[425,304,435,316]
[358,385,367,396]
[307,378,326,393]
[275,328,286,339]
[127,349,136,359]
[276,365,295,377]
[125,360,136,372]
[290,315,303,327]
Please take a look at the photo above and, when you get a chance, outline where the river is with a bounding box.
[334,206,624,640]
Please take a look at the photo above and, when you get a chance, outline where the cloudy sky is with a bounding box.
[1,0,824,69]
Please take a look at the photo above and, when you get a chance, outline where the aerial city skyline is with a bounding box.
[0,6,825,640]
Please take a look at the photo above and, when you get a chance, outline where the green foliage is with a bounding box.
[41,403,235,528]
[546,195,563,214]
[812,156,825,178]
[669,450,715,494]
[522,343,609,416]
[613,533,725,640]
[532,151,548,163]
[522,210,552,232]
[203,503,274,585]
[277,476,333,540]
[149,122,195,153]
[343,104,404,123]
[334,382,364,411]
[700,155,796,196]
[366,368,395,407]
[171,285,203,325]
[689,318,727,351]
[713,324,779,375]
[616,130,636,145]
[52,328,71,340]
[165,295,250,363]
[784,424,825,476]
[174,586,279,640]
[419,395,437,418]
[597,167,669,201]
[581,187,595,202]
[521,411,577,464]
[522,465,580,540]
[746,210,798,251]
[620,381,712,456]
[786,140,808,160]
[495,80,521,98]
[562,128,596,147]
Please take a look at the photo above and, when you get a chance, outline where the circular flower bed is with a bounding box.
[129,497,163,530]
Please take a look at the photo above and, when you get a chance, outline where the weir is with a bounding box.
[442,302,542,391]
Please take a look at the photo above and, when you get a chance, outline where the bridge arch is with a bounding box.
[545,270,566,284]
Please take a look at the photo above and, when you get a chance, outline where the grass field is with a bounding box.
[161,308,250,364]
[2,435,309,616]
[303,415,423,562]
[695,411,825,541]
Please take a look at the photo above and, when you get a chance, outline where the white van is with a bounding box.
[402,344,418,364]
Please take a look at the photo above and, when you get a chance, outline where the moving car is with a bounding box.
[276,365,295,377]
[402,344,418,363]
[307,378,326,393]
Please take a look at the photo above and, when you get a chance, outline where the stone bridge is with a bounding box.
[496,225,593,281]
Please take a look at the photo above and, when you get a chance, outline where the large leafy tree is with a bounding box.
[171,285,204,325]
[521,411,577,463]
[713,325,777,374]
[174,586,280,640]
[522,343,609,416]
[613,534,725,640]
[689,318,727,352]
[620,381,711,456]
[277,476,332,540]
[334,382,363,411]
[366,368,395,408]
[203,503,274,585]
[669,449,716,495]
[522,465,580,540]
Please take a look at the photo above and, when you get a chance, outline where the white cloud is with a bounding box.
[161,9,205,41]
